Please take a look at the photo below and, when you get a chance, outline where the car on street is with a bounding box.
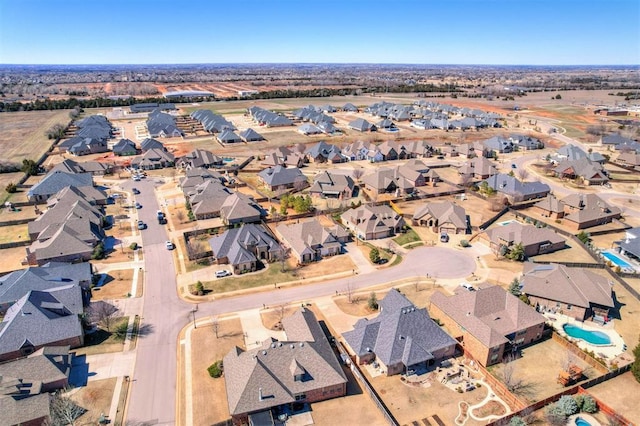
[135,202,142,209]
[511,163,517,169]
[137,220,146,230]
[440,232,449,243]
[460,282,476,291]
[165,241,174,250]
[132,188,140,194]
[215,270,232,278]
[132,175,141,181]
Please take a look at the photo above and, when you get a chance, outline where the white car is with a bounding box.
[215,270,231,278]
[165,241,174,250]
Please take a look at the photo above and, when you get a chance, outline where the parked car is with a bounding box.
[132,175,141,181]
[135,202,142,209]
[511,163,517,169]
[165,241,174,250]
[460,282,476,291]
[440,232,449,243]
[376,258,388,265]
[215,270,232,278]
[132,188,140,194]
[137,220,146,230]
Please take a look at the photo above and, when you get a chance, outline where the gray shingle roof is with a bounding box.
[224,308,346,416]
[28,172,93,200]
[413,201,467,229]
[208,224,280,266]
[484,174,550,199]
[258,166,306,187]
[343,289,456,367]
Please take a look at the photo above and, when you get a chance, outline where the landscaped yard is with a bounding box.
[91,269,138,300]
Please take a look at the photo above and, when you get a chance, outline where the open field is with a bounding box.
[0,223,28,244]
[0,109,71,162]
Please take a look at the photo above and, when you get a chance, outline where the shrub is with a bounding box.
[509,416,527,426]
[631,337,640,383]
[557,395,579,416]
[195,281,204,296]
[208,360,223,378]
[5,182,17,193]
[91,242,105,260]
[460,239,470,248]
[367,292,379,310]
[113,321,129,341]
[129,242,138,251]
[545,403,567,425]
[574,394,597,413]
[369,247,380,263]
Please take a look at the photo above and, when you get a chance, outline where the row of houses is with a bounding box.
[58,115,114,156]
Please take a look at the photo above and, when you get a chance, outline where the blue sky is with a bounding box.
[0,0,638,65]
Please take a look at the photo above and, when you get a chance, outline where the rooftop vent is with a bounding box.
[262,350,267,356]
[299,342,304,347]
[290,344,295,349]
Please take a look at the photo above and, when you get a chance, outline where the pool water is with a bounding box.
[223,157,235,162]
[563,324,611,345]
[602,251,633,269]
[575,417,593,426]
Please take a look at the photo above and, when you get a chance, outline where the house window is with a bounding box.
[490,353,499,362]
[295,393,306,401]
[567,304,572,310]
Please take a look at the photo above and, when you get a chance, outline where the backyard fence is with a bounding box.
[336,342,399,426]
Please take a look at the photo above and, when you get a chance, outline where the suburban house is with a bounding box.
[140,138,165,152]
[261,146,306,168]
[46,184,108,207]
[342,141,380,162]
[224,308,347,425]
[0,262,91,314]
[615,227,640,263]
[341,204,405,240]
[208,224,283,273]
[0,346,72,426]
[191,110,236,133]
[615,151,640,169]
[25,221,101,266]
[298,123,322,135]
[27,171,94,203]
[551,145,605,164]
[305,141,347,163]
[483,174,551,203]
[509,134,544,151]
[412,201,468,234]
[533,193,621,230]
[601,133,636,147]
[258,166,307,192]
[481,136,514,157]
[342,289,457,376]
[28,195,104,241]
[458,157,498,180]
[217,129,242,144]
[308,171,355,199]
[343,103,358,112]
[520,263,615,322]
[112,138,138,156]
[553,158,609,185]
[361,162,437,195]
[219,193,265,225]
[179,167,226,195]
[130,102,175,114]
[50,159,111,176]
[187,180,234,220]
[0,289,84,362]
[429,285,546,366]
[482,221,566,258]
[176,149,223,169]
[131,148,175,170]
[146,110,183,138]
[348,118,377,132]
[239,128,265,142]
[74,115,113,140]
[275,219,349,264]
[247,106,293,127]
[58,136,108,156]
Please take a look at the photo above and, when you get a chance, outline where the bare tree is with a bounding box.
[352,167,364,183]
[176,209,185,223]
[346,281,354,303]
[516,168,529,181]
[499,355,536,398]
[48,390,86,426]
[186,239,203,260]
[88,301,119,332]
[212,317,220,339]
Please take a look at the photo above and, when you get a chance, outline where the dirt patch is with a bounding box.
[69,377,117,426]
[0,246,28,274]
[586,371,640,424]
[188,316,244,425]
[470,399,506,418]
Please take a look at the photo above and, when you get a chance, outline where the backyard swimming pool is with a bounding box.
[602,250,634,270]
[575,417,593,426]
[563,324,611,345]
[498,220,518,226]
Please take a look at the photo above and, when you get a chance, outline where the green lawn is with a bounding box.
[392,228,422,247]
[196,263,297,293]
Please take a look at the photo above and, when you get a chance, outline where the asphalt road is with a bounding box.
[123,176,477,424]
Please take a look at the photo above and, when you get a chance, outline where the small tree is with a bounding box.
[508,277,521,296]
[113,321,129,340]
[367,292,379,310]
[557,395,579,416]
[194,281,204,296]
[506,243,525,261]
[129,242,138,251]
[369,247,380,264]
[89,302,119,332]
[631,336,640,383]
[576,231,591,245]
[21,158,39,176]
[5,182,17,193]
[509,417,527,426]
[580,394,597,413]
[176,209,185,223]
[91,242,105,260]
[545,403,566,426]
[49,390,86,426]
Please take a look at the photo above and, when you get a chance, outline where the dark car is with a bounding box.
[376,258,388,265]
[132,188,140,194]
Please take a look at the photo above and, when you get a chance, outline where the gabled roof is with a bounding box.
[430,286,545,348]
[554,158,609,182]
[140,138,164,152]
[521,263,615,309]
[485,221,565,249]
[458,157,498,177]
[348,118,376,132]
[219,193,264,223]
[341,205,405,236]
[276,219,345,260]
[51,159,110,175]
[239,128,264,142]
[413,201,467,229]
[224,308,346,416]
[0,290,83,357]
[28,172,93,199]
[258,166,306,187]
[484,174,550,198]
[309,171,354,196]
[218,129,242,143]
[209,224,281,266]
[0,345,70,389]
[561,193,621,224]
[343,289,456,367]
[602,133,635,146]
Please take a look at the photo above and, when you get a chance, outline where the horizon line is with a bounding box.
[1,62,639,68]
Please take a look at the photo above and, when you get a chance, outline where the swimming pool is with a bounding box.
[223,157,235,162]
[498,220,517,226]
[575,417,593,426]
[563,324,611,345]
[602,251,633,269]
